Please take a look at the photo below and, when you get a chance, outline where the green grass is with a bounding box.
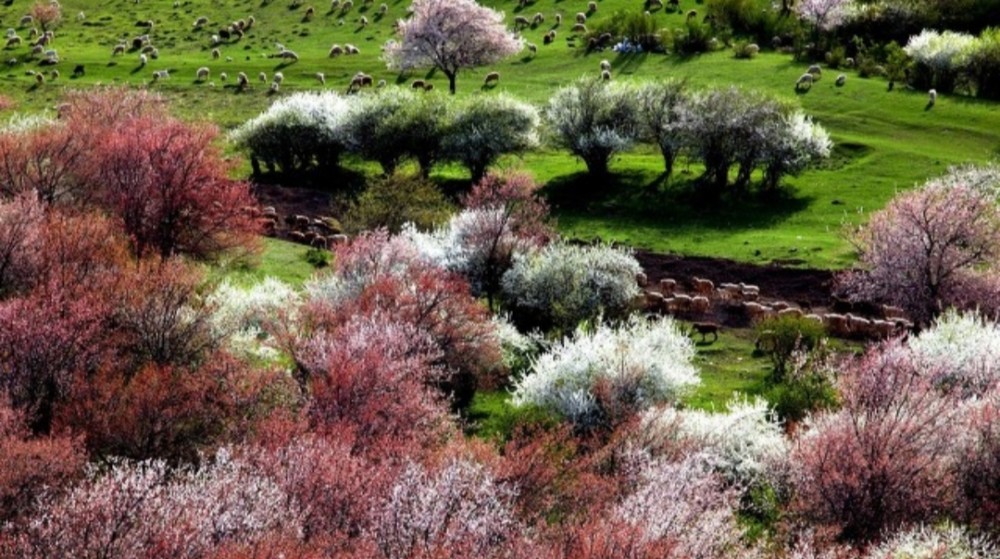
[4,0,1000,270]
[209,237,325,287]
[683,325,772,410]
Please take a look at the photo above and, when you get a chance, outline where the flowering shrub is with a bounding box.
[907,309,1000,396]
[762,111,833,191]
[546,78,641,177]
[795,0,853,31]
[229,92,352,175]
[904,29,976,92]
[373,458,519,558]
[635,79,688,177]
[501,241,642,333]
[442,94,540,182]
[864,524,997,559]
[11,449,300,558]
[641,396,787,487]
[838,177,1000,324]
[616,454,745,558]
[513,316,699,430]
[208,277,301,362]
[344,172,454,234]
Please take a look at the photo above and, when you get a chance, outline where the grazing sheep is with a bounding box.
[600,59,611,71]
[112,43,126,56]
[279,49,299,61]
[196,66,210,80]
[49,69,58,80]
[232,29,244,41]
[686,9,698,19]
[220,72,228,81]
[270,81,280,93]
[411,79,426,89]
[34,73,44,84]
[273,72,284,84]
[377,79,387,88]
[692,277,715,295]
[6,58,16,67]
[423,83,434,91]
[5,37,21,48]
[304,6,315,20]
[807,64,822,77]
[331,0,340,9]
[483,71,500,86]
[19,15,33,27]
[795,72,813,90]
[237,71,249,88]
[882,305,906,320]
[543,30,556,44]
[345,44,359,54]
[514,15,530,28]
[139,53,147,66]
[648,0,664,8]
[928,88,937,107]
[225,55,233,62]
[554,13,562,25]
[588,1,597,12]
[835,73,846,86]
[329,44,344,57]
[4,29,15,39]
[532,13,544,25]
[258,71,267,82]
[691,322,720,342]
[636,272,648,287]
[219,28,231,41]
[360,16,368,27]
[526,42,537,54]
[27,28,38,39]
[151,70,168,82]
[660,278,677,295]
[316,72,326,85]
[72,64,84,77]
[141,44,156,54]
[246,16,256,30]
[341,0,354,11]
[572,23,587,33]
[575,12,587,24]
[601,69,611,80]
[379,4,388,14]
[212,48,221,59]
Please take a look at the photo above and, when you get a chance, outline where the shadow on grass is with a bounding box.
[543,169,814,233]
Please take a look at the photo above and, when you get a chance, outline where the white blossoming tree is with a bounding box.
[382,0,523,94]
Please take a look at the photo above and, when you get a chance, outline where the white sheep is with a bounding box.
[532,13,544,25]
[483,71,500,85]
[220,72,228,81]
[341,0,354,11]
[258,71,267,82]
[514,15,530,28]
[4,28,16,39]
[376,79,387,88]
[196,66,210,80]
[359,16,368,27]
[237,71,249,87]
[49,69,58,79]
[588,1,597,12]
[795,73,813,90]
[270,81,280,93]
[112,43,126,56]
[76,11,85,21]
[835,73,846,87]
[575,12,587,24]
[194,16,209,28]
[526,42,537,54]
[279,49,299,61]
[928,88,937,107]
[19,15,33,27]
[601,69,611,80]
[600,59,611,71]
[378,3,388,14]
[139,53,147,66]
[331,0,340,9]
[316,71,325,85]
[5,37,21,48]
[329,44,343,57]
[273,71,284,84]
[807,64,822,77]
[211,48,221,59]
[345,44,359,54]
[571,23,587,33]
[554,13,562,25]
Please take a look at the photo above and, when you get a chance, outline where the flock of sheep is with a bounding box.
[636,273,913,341]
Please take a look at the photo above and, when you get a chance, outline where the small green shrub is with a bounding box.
[304,247,331,268]
[766,341,839,422]
[753,314,826,380]
[824,45,847,68]
[674,19,715,54]
[343,172,454,234]
[733,40,761,59]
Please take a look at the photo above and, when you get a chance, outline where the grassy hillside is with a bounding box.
[2,0,999,267]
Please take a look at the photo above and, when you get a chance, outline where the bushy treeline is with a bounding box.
[231,82,830,196]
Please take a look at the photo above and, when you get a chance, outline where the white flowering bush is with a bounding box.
[442,94,540,182]
[904,29,976,91]
[864,524,997,559]
[341,87,448,175]
[500,241,642,333]
[795,0,853,31]
[491,313,545,375]
[762,111,833,191]
[512,315,699,429]
[616,454,744,557]
[207,277,301,361]
[907,309,1000,396]
[926,163,1000,198]
[641,396,788,486]
[545,78,640,176]
[18,449,299,558]
[375,458,519,558]
[229,91,352,175]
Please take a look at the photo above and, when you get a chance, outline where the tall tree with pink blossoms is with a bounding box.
[383,0,523,94]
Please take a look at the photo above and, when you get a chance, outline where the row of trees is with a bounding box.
[233,81,831,197]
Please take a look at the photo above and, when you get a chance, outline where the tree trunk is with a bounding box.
[661,148,675,177]
[446,71,457,95]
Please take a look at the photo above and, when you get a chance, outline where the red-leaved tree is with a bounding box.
[789,344,962,543]
[85,116,260,260]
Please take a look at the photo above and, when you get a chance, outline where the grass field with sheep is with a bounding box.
[2,0,1000,269]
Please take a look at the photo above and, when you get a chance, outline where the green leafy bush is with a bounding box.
[753,314,827,380]
[343,173,454,234]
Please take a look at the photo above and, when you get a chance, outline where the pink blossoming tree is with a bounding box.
[382,0,523,94]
